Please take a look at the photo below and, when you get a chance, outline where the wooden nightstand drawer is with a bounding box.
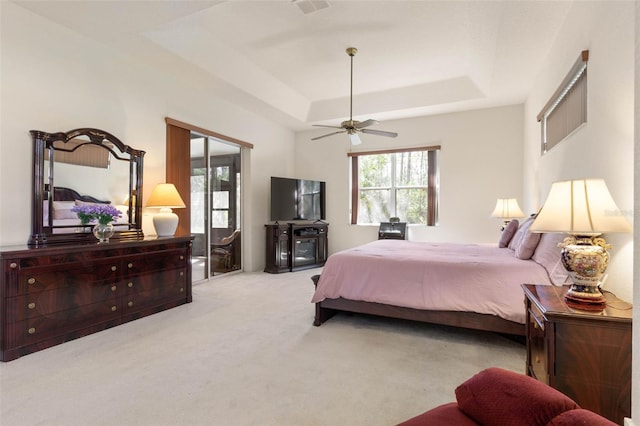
[526,307,547,382]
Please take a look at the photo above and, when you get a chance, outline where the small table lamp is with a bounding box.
[491,198,525,230]
[530,178,632,306]
[146,183,186,237]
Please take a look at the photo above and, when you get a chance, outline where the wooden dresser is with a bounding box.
[522,284,632,425]
[0,236,193,361]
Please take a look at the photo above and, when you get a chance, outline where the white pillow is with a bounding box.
[52,201,77,220]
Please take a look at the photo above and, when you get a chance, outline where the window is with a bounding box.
[538,50,588,153]
[349,146,439,225]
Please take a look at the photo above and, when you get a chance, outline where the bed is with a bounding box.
[311,217,569,336]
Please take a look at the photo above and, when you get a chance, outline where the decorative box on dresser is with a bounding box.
[0,236,193,361]
[522,284,632,425]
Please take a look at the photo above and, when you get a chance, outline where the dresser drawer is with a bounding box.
[122,249,187,276]
[6,281,119,321]
[122,269,187,313]
[8,298,120,346]
[11,259,119,296]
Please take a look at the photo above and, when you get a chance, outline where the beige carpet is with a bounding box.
[0,268,525,426]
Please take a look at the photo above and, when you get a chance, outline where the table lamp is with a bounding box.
[530,178,632,306]
[146,183,186,237]
[491,198,525,230]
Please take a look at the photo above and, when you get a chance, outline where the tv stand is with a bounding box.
[264,222,328,273]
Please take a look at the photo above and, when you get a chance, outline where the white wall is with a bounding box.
[523,1,634,303]
[0,2,295,272]
[295,105,524,254]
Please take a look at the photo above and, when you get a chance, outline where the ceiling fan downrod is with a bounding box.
[347,47,358,125]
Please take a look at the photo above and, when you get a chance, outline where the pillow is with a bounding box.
[546,409,617,426]
[508,215,535,251]
[52,201,77,220]
[74,200,100,207]
[498,219,519,248]
[43,201,49,223]
[532,233,570,285]
[515,230,542,260]
[455,368,579,426]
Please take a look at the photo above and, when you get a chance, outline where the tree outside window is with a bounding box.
[351,147,439,225]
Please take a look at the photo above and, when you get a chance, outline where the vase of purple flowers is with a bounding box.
[71,203,122,243]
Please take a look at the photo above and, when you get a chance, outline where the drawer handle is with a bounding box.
[128,301,133,308]
[535,356,541,364]
[534,322,538,329]
[128,282,134,288]
[28,302,36,309]
[128,263,133,269]
[180,287,184,293]
[111,285,117,292]
[180,255,184,260]
[27,278,36,285]
[112,306,117,312]
[28,327,36,335]
[10,262,17,269]
[111,266,117,272]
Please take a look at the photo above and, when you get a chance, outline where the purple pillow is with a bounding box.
[499,220,519,248]
[532,233,569,285]
[508,215,534,250]
[515,231,542,260]
[455,368,579,426]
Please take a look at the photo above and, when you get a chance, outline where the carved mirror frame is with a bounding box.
[29,128,145,246]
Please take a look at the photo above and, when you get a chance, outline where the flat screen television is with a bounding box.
[270,176,326,221]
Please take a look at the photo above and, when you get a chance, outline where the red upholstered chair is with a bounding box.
[398,368,617,426]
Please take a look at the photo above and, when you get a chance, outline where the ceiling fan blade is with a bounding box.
[355,119,379,129]
[361,128,398,138]
[311,130,346,141]
[313,124,344,129]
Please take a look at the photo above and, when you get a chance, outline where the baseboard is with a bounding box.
[624,418,634,426]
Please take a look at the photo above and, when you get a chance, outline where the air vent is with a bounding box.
[292,0,329,14]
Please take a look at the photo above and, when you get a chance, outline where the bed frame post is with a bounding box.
[311,274,336,326]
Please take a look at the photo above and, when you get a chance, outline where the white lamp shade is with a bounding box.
[530,178,632,235]
[146,183,186,237]
[490,198,525,219]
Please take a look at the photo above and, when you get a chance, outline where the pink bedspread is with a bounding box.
[311,239,554,324]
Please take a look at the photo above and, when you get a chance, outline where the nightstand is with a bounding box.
[522,284,632,425]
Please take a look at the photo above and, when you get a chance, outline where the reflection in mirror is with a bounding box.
[29,128,145,246]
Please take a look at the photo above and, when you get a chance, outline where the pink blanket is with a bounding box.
[311,239,554,324]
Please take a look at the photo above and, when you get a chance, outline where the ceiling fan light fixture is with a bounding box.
[348,132,362,145]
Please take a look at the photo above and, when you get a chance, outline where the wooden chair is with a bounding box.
[211,229,240,272]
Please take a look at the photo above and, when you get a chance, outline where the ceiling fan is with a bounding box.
[311,47,398,145]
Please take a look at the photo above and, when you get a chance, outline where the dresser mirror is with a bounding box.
[29,128,145,246]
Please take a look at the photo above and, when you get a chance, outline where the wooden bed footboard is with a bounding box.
[311,275,525,336]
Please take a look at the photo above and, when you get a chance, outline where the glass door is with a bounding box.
[190,135,241,281]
